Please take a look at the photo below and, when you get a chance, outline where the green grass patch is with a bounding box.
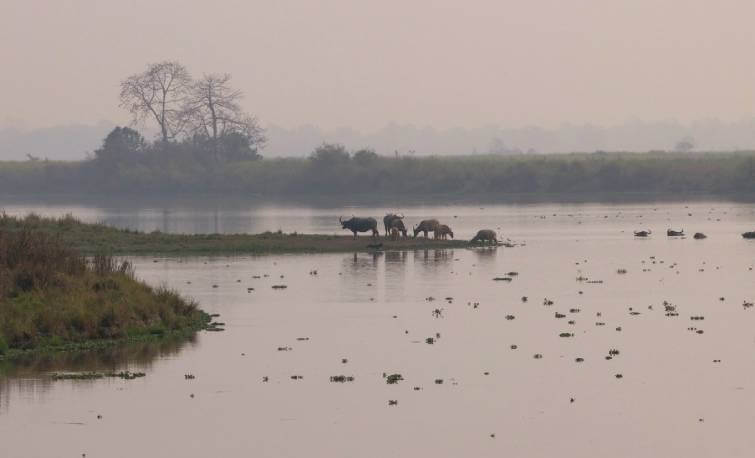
[0,223,211,358]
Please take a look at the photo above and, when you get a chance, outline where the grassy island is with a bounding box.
[0,214,472,256]
[0,224,211,358]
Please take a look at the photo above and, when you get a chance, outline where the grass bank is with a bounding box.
[0,224,212,359]
[0,214,472,256]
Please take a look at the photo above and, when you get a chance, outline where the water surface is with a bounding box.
[0,201,754,457]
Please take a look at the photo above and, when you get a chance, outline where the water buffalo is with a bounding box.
[436,224,454,240]
[634,230,652,237]
[693,232,707,239]
[390,227,400,241]
[388,218,408,237]
[413,219,440,238]
[470,229,497,244]
[667,229,684,236]
[340,216,379,238]
[743,231,755,239]
[383,213,404,236]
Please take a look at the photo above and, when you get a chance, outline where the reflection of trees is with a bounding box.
[0,334,196,413]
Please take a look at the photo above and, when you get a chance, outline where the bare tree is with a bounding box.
[185,73,266,160]
[119,61,192,142]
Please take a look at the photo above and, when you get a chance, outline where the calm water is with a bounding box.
[1,200,754,457]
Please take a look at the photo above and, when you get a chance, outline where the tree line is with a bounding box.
[2,147,753,197]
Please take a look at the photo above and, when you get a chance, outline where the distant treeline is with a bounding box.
[0,128,754,196]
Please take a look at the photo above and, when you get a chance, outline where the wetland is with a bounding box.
[0,198,753,457]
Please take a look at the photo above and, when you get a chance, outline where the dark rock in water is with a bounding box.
[693,232,707,239]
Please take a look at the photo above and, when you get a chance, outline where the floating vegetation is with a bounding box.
[559,332,574,338]
[505,315,515,320]
[493,277,512,282]
[617,268,628,274]
[329,375,355,383]
[385,373,404,384]
[52,371,145,381]
[272,285,288,289]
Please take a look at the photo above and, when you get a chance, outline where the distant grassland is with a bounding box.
[0,214,470,256]
[1,152,753,195]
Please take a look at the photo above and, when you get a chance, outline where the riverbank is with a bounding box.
[0,214,473,255]
[0,226,214,359]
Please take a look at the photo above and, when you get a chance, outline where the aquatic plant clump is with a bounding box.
[51,371,146,381]
[0,226,210,356]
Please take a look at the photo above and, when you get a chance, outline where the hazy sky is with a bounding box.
[3,0,755,131]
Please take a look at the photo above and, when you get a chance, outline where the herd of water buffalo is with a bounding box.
[338,214,755,243]
[338,214,498,244]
